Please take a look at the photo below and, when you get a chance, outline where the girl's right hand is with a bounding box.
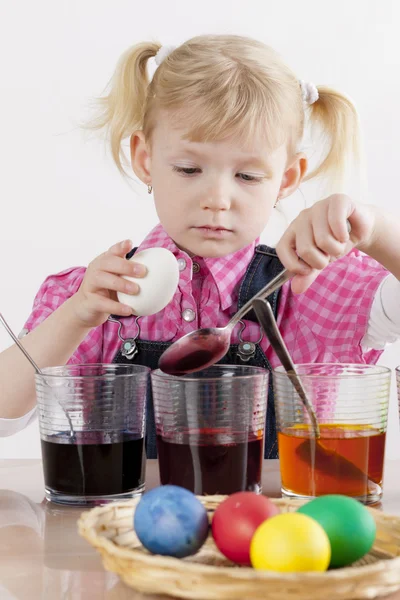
[70,240,146,328]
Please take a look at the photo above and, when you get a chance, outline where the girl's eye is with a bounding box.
[173,166,201,176]
[236,173,262,183]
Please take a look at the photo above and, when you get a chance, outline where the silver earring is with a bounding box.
[147,184,153,194]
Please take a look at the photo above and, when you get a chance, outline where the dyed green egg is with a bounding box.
[297,495,376,568]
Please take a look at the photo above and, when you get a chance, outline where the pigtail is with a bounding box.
[304,87,360,187]
[89,41,160,173]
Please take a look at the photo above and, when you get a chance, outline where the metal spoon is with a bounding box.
[251,298,320,438]
[159,219,353,376]
[159,268,292,375]
[0,313,75,439]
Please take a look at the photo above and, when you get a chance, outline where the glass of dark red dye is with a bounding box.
[151,365,269,495]
[35,364,150,506]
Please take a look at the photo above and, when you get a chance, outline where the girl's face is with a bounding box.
[131,111,306,258]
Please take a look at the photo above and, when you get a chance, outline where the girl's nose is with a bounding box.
[200,181,232,211]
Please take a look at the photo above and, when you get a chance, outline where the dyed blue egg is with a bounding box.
[133,485,209,558]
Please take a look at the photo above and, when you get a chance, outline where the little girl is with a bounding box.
[2,35,400,459]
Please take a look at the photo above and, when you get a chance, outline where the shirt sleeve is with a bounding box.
[0,406,37,437]
[23,267,104,365]
[23,267,86,332]
[362,274,400,349]
[278,249,389,365]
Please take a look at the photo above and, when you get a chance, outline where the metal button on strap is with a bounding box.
[182,308,196,322]
[178,258,187,271]
[192,262,200,274]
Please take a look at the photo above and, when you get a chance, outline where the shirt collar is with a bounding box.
[136,224,256,311]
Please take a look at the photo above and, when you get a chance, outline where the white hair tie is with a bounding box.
[299,80,319,105]
[154,45,176,66]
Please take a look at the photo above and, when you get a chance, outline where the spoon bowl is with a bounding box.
[158,326,232,375]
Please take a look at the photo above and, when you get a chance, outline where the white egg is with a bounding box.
[117,247,180,316]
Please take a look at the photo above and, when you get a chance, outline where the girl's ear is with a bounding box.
[278,153,307,199]
[130,131,152,184]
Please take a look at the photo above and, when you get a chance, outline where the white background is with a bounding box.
[1,0,400,458]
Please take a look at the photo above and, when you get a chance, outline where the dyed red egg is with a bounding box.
[211,492,280,565]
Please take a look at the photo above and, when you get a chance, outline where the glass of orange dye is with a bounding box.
[273,364,391,505]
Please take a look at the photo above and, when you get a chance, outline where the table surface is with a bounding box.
[1,458,400,600]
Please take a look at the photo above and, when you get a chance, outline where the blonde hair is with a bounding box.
[90,35,359,185]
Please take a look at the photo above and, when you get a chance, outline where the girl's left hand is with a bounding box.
[276,194,377,294]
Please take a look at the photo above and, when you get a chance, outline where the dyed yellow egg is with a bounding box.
[250,513,331,572]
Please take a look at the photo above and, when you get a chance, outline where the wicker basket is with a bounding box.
[78,496,400,600]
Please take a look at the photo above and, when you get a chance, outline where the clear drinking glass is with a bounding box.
[151,365,269,495]
[273,363,391,505]
[35,364,150,506]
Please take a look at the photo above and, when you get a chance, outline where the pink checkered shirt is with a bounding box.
[24,224,388,367]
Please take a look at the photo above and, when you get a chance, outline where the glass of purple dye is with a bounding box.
[35,363,150,506]
[151,365,268,496]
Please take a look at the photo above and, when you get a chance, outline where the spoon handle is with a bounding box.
[0,313,41,374]
[229,268,292,329]
[252,298,320,439]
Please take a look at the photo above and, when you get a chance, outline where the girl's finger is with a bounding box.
[96,254,147,278]
[294,220,330,271]
[86,293,133,317]
[291,271,320,294]
[277,222,328,294]
[88,271,140,295]
[276,229,312,275]
[108,239,133,256]
[327,195,353,243]
[312,212,348,258]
